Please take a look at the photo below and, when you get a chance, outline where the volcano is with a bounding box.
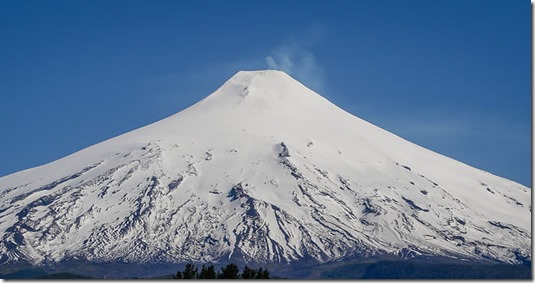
[0,70,530,278]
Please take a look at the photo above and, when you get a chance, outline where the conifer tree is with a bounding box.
[260,268,270,279]
[198,265,217,279]
[182,263,198,279]
[255,267,270,279]
[172,263,270,279]
[172,271,183,279]
[241,266,258,279]
[218,263,240,279]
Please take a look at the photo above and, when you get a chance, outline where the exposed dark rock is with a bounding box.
[362,198,381,215]
[401,196,429,212]
[280,158,302,179]
[279,142,290,157]
[488,221,511,230]
[227,183,245,201]
[168,175,183,190]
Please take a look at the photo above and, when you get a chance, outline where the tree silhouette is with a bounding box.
[218,263,240,279]
[182,263,198,279]
[172,263,270,279]
[241,266,258,279]
[198,265,217,279]
[255,267,270,279]
[172,271,183,279]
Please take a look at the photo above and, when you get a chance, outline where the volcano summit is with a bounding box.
[0,70,530,278]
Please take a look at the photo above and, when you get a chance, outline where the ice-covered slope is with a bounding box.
[0,70,530,268]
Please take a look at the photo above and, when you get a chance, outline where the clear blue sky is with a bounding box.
[0,0,531,187]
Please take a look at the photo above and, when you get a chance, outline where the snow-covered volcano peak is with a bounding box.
[216,70,304,97]
[0,69,530,274]
[194,70,329,112]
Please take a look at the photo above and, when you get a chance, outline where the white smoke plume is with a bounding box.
[265,27,326,93]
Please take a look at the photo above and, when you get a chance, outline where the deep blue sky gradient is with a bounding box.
[0,0,531,186]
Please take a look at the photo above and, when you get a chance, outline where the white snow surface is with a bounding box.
[0,70,530,266]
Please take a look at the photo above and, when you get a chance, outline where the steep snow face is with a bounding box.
[0,70,530,267]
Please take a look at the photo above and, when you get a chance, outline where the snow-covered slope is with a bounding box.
[0,70,530,268]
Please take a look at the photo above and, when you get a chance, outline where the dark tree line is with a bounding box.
[172,263,270,279]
